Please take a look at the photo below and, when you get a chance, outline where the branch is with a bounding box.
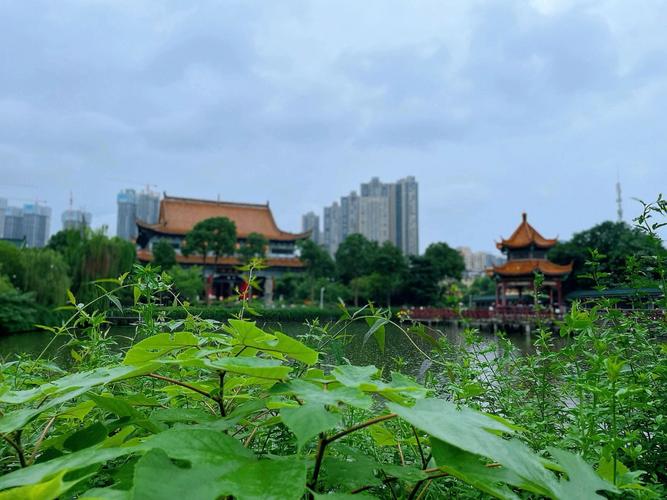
[146,373,220,404]
[29,415,57,465]
[2,431,26,468]
[309,413,398,492]
[218,371,226,417]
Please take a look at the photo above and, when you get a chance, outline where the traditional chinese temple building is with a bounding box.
[487,213,572,311]
[136,194,309,299]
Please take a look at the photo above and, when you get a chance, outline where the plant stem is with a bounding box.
[308,413,397,492]
[2,431,26,468]
[146,373,220,405]
[218,371,226,417]
[29,415,56,465]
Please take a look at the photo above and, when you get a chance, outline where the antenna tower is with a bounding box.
[616,176,623,222]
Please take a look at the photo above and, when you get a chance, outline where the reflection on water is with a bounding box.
[0,320,556,379]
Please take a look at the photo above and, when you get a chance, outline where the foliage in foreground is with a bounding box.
[0,266,662,499]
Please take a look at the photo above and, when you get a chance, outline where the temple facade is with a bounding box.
[488,213,572,311]
[135,195,309,299]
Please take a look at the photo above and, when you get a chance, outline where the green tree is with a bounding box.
[75,232,136,302]
[298,239,335,279]
[21,249,70,306]
[398,255,441,306]
[168,265,203,303]
[548,221,659,290]
[239,232,268,262]
[152,239,177,270]
[368,241,407,306]
[0,241,26,289]
[182,217,237,270]
[335,234,378,284]
[47,228,87,274]
[424,242,465,281]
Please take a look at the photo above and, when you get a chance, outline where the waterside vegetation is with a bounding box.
[0,197,665,498]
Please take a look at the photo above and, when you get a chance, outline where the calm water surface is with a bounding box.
[0,321,546,377]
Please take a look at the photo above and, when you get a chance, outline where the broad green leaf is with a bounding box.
[139,428,254,464]
[204,357,292,379]
[131,449,225,500]
[215,457,307,500]
[226,320,318,365]
[364,317,387,353]
[0,364,156,405]
[80,488,131,500]
[597,455,646,490]
[63,422,108,452]
[387,399,557,496]
[332,365,380,388]
[368,424,398,446]
[322,456,382,490]
[0,470,86,500]
[548,448,618,499]
[280,403,341,449]
[332,366,427,404]
[278,379,373,410]
[430,438,522,500]
[0,447,136,490]
[123,332,198,365]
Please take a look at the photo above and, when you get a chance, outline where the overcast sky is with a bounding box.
[1,0,666,253]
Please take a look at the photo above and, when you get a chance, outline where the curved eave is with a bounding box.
[488,259,573,277]
[136,219,309,242]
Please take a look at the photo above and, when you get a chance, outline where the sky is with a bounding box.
[0,0,666,254]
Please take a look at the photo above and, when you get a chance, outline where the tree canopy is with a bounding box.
[239,232,268,262]
[182,217,237,266]
[423,242,465,281]
[335,234,378,284]
[298,239,335,279]
[152,239,177,270]
[548,221,660,290]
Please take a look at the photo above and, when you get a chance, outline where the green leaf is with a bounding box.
[322,456,382,490]
[364,317,387,353]
[278,379,373,410]
[66,289,76,306]
[430,439,522,500]
[123,332,198,365]
[280,403,341,449]
[387,399,556,496]
[548,448,618,499]
[0,470,88,500]
[63,422,108,452]
[0,447,136,491]
[204,357,292,379]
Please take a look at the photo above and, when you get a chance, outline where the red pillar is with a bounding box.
[495,283,500,307]
[556,280,563,310]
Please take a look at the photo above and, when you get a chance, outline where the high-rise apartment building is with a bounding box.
[1,202,51,247]
[321,176,419,255]
[117,189,137,240]
[62,208,92,231]
[323,202,342,255]
[457,246,505,282]
[0,198,6,237]
[301,211,321,244]
[117,188,160,241]
[23,203,52,248]
[137,190,160,225]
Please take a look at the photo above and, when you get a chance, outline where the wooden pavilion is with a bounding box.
[487,213,572,311]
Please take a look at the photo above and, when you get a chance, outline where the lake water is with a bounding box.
[0,320,543,378]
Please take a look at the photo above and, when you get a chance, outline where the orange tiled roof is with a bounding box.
[137,195,309,241]
[496,213,558,250]
[488,259,573,277]
[137,248,306,269]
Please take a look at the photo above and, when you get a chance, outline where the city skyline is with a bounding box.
[322,176,419,256]
[0,2,665,252]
